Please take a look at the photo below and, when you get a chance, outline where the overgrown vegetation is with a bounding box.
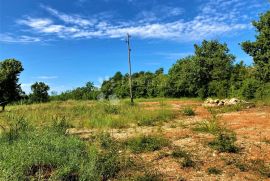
[0,101,175,129]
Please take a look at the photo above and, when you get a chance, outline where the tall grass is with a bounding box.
[0,116,128,180]
[0,100,176,129]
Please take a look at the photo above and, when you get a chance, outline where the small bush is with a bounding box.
[125,135,170,153]
[182,107,195,116]
[209,132,239,153]
[207,167,222,175]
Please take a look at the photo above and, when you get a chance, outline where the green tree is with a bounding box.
[0,59,24,102]
[167,56,199,97]
[30,82,50,103]
[167,40,235,98]
[241,9,270,82]
[194,40,235,98]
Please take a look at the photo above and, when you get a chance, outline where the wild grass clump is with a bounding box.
[207,167,222,175]
[208,132,239,153]
[181,107,195,116]
[125,135,170,153]
[172,148,195,168]
[251,159,270,178]
[193,119,222,135]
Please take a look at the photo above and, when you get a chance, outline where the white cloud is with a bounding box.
[0,34,41,43]
[4,0,266,43]
[41,5,94,26]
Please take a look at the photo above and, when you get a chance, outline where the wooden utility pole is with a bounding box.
[126,33,134,104]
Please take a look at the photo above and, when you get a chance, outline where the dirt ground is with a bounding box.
[68,100,270,181]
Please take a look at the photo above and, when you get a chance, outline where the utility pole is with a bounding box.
[126,33,134,105]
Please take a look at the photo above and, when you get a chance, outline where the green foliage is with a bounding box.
[167,40,234,98]
[125,135,170,153]
[101,69,168,99]
[51,82,99,101]
[0,59,24,103]
[209,132,239,153]
[30,82,50,103]
[240,78,259,99]
[241,10,270,83]
[207,167,222,175]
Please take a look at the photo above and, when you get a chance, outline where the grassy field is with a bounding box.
[1,99,176,129]
[0,99,270,180]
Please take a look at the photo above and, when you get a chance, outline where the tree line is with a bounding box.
[0,7,269,103]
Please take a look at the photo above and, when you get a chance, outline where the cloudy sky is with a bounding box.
[0,0,269,93]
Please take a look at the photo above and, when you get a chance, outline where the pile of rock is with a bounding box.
[203,98,247,107]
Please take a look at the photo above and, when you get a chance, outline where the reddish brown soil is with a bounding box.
[69,100,270,180]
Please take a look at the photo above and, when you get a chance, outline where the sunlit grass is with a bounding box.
[0,100,176,129]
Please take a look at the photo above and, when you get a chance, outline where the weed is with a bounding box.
[172,148,195,168]
[207,167,222,175]
[251,159,270,178]
[235,163,248,172]
[209,132,239,153]
[182,107,195,116]
[125,135,170,153]
[193,117,223,135]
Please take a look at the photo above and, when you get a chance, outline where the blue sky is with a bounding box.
[0,0,269,94]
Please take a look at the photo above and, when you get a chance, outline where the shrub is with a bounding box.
[125,135,170,153]
[209,132,239,153]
